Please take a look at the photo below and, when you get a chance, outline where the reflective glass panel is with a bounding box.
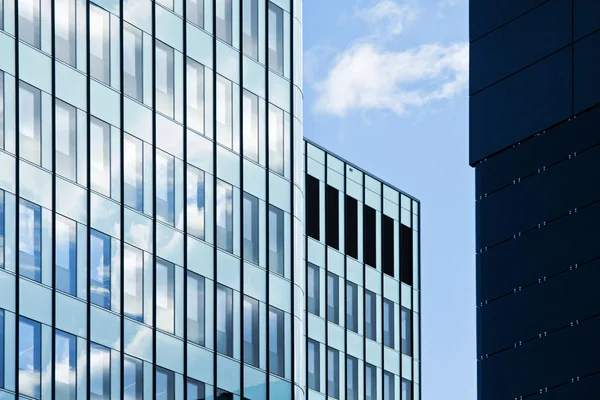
[216,0,232,44]
[156,259,175,333]
[19,317,41,399]
[90,118,111,196]
[124,134,144,211]
[268,105,283,175]
[307,263,319,316]
[242,193,258,264]
[268,307,284,377]
[90,5,110,84]
[268,206,284,275]
[90,230,111,309]
[90,343,110,400]
[56,215,77,295]
[216,180,233,253]
[243,296,259,367]
[307,339,319,391]
[156,150,175,225]
[216,284,233,356]
[124,356,144,400]
[55,330,77,400]
[56,100,77,181]
[124,22,143,101]
[187,272,205,345]
[156,41,175,118]
[124,244,144,322]
[19,0,41,48]
[242,0,258,59]
[268,3,283,74]
[19,81,41,165]
[19,199,42,282]
[242,90,258,162]
[156,367,175,400]
[187,58,205,135]
[56,0,76,66]
[187,165,205,240]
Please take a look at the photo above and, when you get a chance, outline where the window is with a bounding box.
[56,100,77,181]
[19,0,40,48]
[216,180,233,253]
[124,244,143,322]
[242,0,258,59]
[187,0,204,28]
[187,166,206,240]
[19,317,41,399]
[269,206,284,275]
[187,379,206,400]
[365,290,376,340]
[242,90,258,162]
[19,81,41,165]
[307,339,320,391]
[306,175,320,241]
[216,284,233,356]
[156,41,174,118]
[401,307,412,356]
[156,150,175,225]
[0,191,3,269]
[90,230,111,309]
[55,330,77,400]
[383,215,394,277]
[56,215,77,295]
[91,117,111,196]
[216,75,233,149]
[90,343,110,399]
[55,0,76,66]
[0,73,4,148]
[187,272,205,345]
[384,371,395,400]
[402,379,412,400]
[90,4,110,84]
[269,307,284,377]
[345,195,358,259]
[347,356,358,400]
[123,134,143,211]
[268,105,284,175]
[243,296,259,367]
[363,205,376,268]
[0,310,3,388]
[123,23,143,101]
[400,224,413,286]
[124,356,143,400]
[187,58,205,134]
[325,185,339,250]
[268,3,283,74]
[384,299,394,348]
[216,0,232,44]
[307,263,320,316]
[156,367,175,400]
[243,193,259,264]
[327,347,339,399]
[156,259,175,333]
[366,364,377,400]
[327,272,339,324]
[346,282,358,333]
[19,200,41,282]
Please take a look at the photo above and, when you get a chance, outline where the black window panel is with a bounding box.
[325,185,339,249]
[363,205,376,268]
[382,215,394,277]
[400,224,413,286]
[345,195,358,259]
[306,175,320,240]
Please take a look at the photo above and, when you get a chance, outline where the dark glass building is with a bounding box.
[471,0,600,398]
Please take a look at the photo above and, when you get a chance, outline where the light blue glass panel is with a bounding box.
[187,344,214,384]
[0,270,15,312]
[156,331,183,374]
[111,349,121,399]
[156,223,183,266]
[0,152,15,193]
[19,161,51,209]
[156,114,183,159]
[110,237,122,312]
[204,68,214,140]
[3,76,16,155]
[55,292,87,338]
[186,23,213,68]
[19,44,51,93]
[216,250,239,291]
[156,6,183,52]
[18,317,41,398]
[143,362,153,400]
[243,366,266,400]
[270,376,291,400]
[143,33,153,106]
[124,97,152,144]
[76,0,87,72]
[0,36,16,77]
[174,159,184,230]
[124,209,153,252]
[111,126,121,201]
[90,194,121,239]
[41,323,52,399]
[186,237,213,279]
[143,252,154,325]
[268,173,290,213]
[76,109,88,186]
[283,10,291,79]
[216,356,240,395]
[123,0,152,33]
[0,392,14,400]
[123,319,152,362]
[3,193,15,273]
[216,146,240,187]
[3,311,15,392]
[175,266,184,337]
[20,279,52,326]
[242,56,265,99]
[76,224,88,300]
[268,71,290,113]
[143,142,154,215]
[90,80,120,128]
[110,13,121,91]
[76,337,87,400]
[56,177,87,224]
[175,51,184,123]
[242,161,265,200]
[90,306,120,350]
[217,42,239,85]
[55,63,87,111]
[243,262,265,303]
[269,274,290,313]
[187,131,213,174]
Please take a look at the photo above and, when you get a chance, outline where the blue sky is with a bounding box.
[302,0,475,399]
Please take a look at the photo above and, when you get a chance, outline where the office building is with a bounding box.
[303,140,421,400]
[471,0,600,398]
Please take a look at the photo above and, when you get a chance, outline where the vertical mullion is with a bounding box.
[50,0,57,395]
[152,1,157,398]
[119,0,125,397]
[363,180,367,400]
[183,0,189,397]
[14,0,20,394]
[289,3,296,399]
[303,141,309,397]
[86,0,92,398]
[380,182,385,399]
[323,155,328,399]
[343,163,348,399]
[211,0,218,394]
[264,1,271,396]
[239,0,245,396]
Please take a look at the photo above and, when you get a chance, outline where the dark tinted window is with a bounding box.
[325,185,339,249]
[382,215,394,277]
[364,205,376,268]
[306,175,320,240]
[400,224,413,286]
[345,195,358,259]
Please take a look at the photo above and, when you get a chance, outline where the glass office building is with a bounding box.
[303,140,421,400]
[0,0,305,398]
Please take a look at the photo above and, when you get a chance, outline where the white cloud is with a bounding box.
[356,0,418,37]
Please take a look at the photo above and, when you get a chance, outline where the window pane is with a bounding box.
[243,296,259,367]
[268,206,284,275]
[56,100,77,181]
[268,105,284,175]
[19,199,42,282]
[384,372,395,400]
[156,368,175,400]
[307,339,320,391]
[401,307,412,356]
[156,150,175,225]
[19,0,40,48]
[124,356,144,400]
[216,75,233,149]
[216,180,233,253]
[346,282,358,333]
[0,310,3,388]
[187,378,206,400]
[156,259,175,333]
[0,191,3,269]
[90,343,110,400]
[384,299,394,348]
[90,230,111,309]
[242,90,259,162]
[91,117,111,196]
[19,81,41,165]
[124,23,143,101]
[366,364,377,400]
[124,134,144,211]
[124,244,144,322]
[187,165,205,240]
[307,263,320,316]
[365,290,376,340]
[187,0,204,28]
[327,273,338,324]
[216,284,233,356]
[56,215,77,295]
[187,272,205,345]
[242,0,258,59]
[268,3,283,74]
[216,0,232,44]
[19,317,41,399]
[0,73,4,149]
[268,307,284,377]
[55,330,77,400]
[56,0,76,66]
[327,348,339,398]
[156,41,174,118]
[242,193,258,264]
[347,356,358,400]
[90,5,110,84]
[187,58,205,134]
[402,379,412,400]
